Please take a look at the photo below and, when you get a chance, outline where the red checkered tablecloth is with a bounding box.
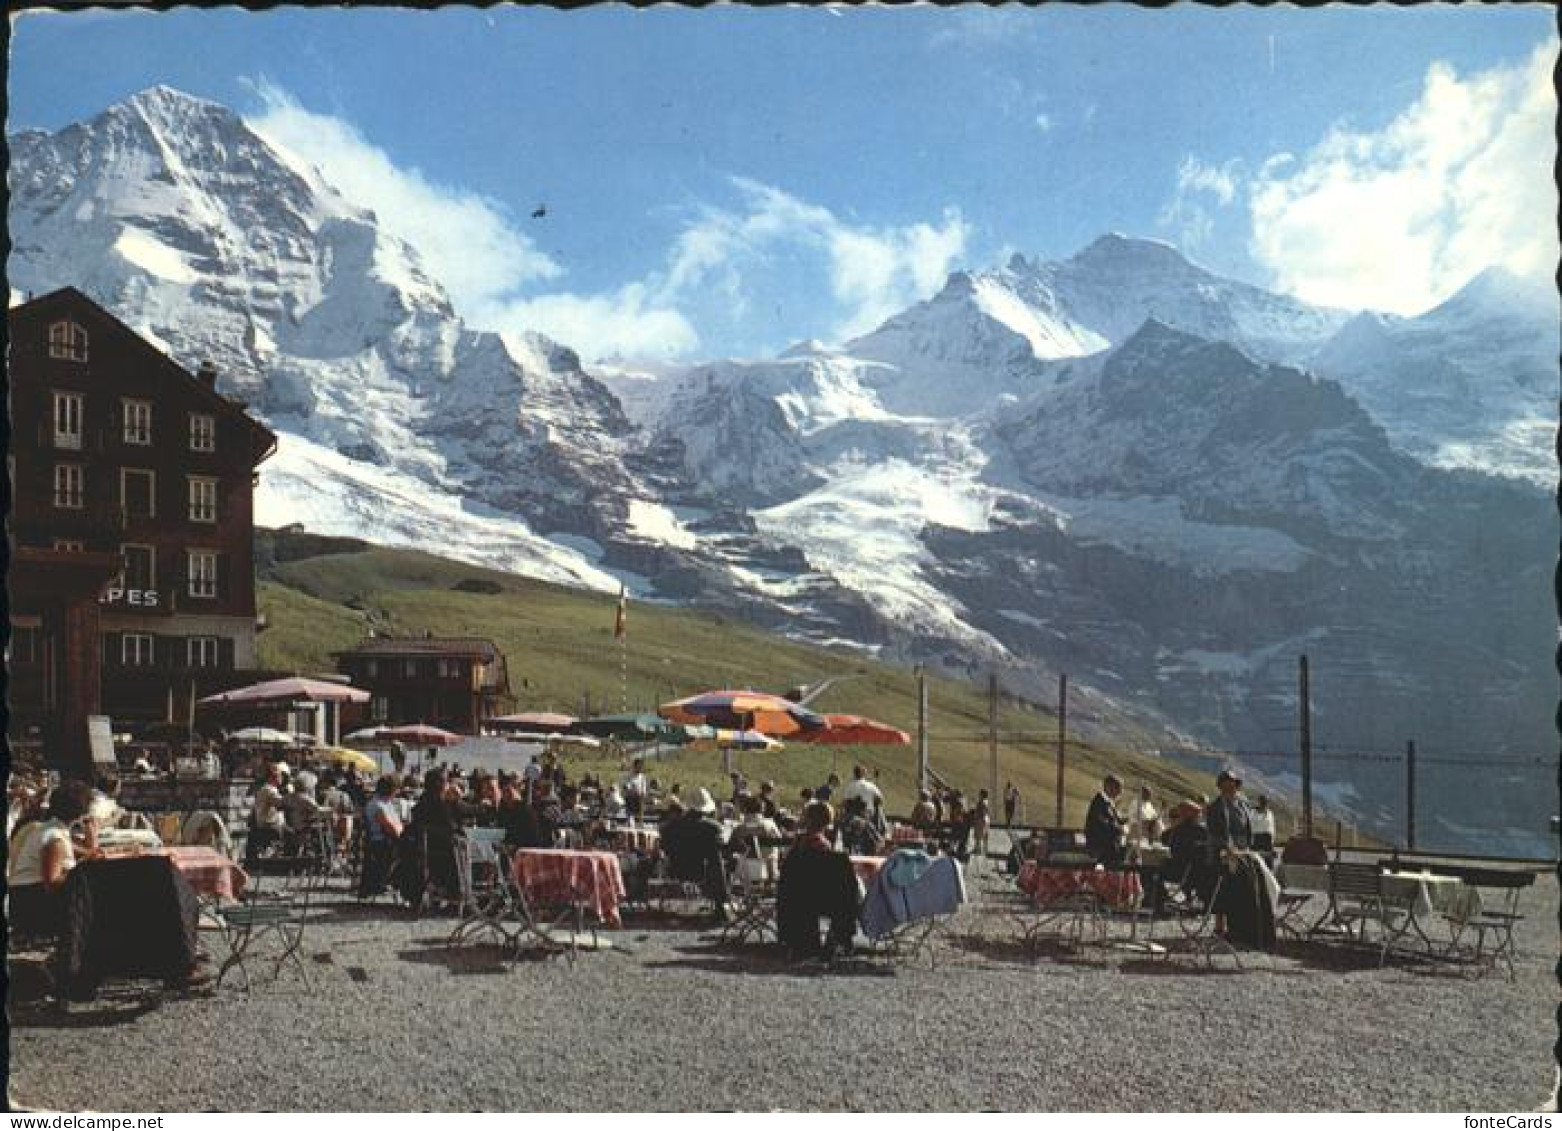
[890,825,925,844]
[513,848,628,927]
[1018,861,1141,910]
[158,846,249,901]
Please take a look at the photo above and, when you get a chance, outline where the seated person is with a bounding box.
[282,780,325,835]
[8,779,97,940]
[658,788,729,921]
[1156,800,1214,909]
[1084,774,1128,865]
[401,768,460,905]
[777,801,860,959]
[531,779,565,844]
[246,766,289,860]
[359,775,403,897]
[732,793,783,885]
[837,796,885,857]
[497,777,548,848]
[757,780,780,820]
[909,790,938,830]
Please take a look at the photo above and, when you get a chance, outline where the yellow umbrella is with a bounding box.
[313,746,379,773]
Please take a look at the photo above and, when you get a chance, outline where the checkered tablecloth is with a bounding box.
[1018,861,1142,910]
[513,848,628,927]
[159,846,248,901]
[612,826,660,853]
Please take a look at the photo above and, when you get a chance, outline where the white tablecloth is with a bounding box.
[1276,864,1481,923]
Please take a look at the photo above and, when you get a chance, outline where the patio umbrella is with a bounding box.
[378,723,464,746]
[198,675,371,706]
[312,746,380,773]
[797,713,911,746]
[226,726,301,746]
[502,732,603,749]
[488,711,577,733]
[344,726,392,745]
[658,690,826,737]
[684,727,783,752]
[572,713,686,742]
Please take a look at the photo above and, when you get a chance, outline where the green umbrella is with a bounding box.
[573,713,688,742]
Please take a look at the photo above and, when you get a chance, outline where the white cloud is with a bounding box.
[481,286,698,362]
[1158,156,1245,250]
[662,177,971,344]
[244,79,560,317]
[1034,112,1053,134]
[241,81,966,361]
[1247,43,1558,314]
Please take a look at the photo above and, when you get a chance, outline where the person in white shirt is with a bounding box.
[1250,795,1277,854]
[838,764,884,813]
[1132,786,1160,847]
[620,757,650,818]
[733,793,783,884]
[8,779,96,939]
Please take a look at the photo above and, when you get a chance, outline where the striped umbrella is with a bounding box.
[797,713,911,746]
[658,690,825,737]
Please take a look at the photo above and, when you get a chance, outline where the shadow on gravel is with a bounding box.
[395,939,525,975]
[8,976,171,1030]
[643,941,896,979]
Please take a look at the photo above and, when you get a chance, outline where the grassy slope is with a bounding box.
[257,540,1280,828]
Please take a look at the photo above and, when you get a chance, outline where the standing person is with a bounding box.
[839,764,883,814]
[1205,769,1252,854]
[660,788,730,923]
[620,757,650,819]
[1250,795,1277,855]
[972,789,993,861]
[359,776,403,897]
[388,740,406,776]
[1133,786,1160,848]
[1084,774,1127,865]
[816,773,841,804]
[1003,780,1020,828]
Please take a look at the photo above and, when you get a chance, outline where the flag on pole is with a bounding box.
[614,585,628,640]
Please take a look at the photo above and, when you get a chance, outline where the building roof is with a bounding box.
[334,636,504,660]
[9,286,278,465]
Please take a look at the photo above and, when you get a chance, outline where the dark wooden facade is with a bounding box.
[8,288,277,769]
[334,637,513,734]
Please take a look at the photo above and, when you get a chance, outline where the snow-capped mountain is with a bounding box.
[11,87,1554,851]
[1310,266,1558,485]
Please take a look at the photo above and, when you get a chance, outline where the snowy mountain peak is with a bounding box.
[1068,232,1200,274]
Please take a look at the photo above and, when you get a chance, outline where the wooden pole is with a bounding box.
[1055,672,1068,828]
[1405,738,1417,851]
[1299,654,1313,838]
[987,671,1000,812]
[912,662,924,796]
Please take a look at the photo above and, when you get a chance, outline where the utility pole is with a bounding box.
[916,666,929,794]
[1055,672,1068,828]
[988,671,1000,812]
[1405,738,1417,851]
[1299,654,1313,838]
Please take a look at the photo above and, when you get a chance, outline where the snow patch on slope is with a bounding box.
[256,432,622,592]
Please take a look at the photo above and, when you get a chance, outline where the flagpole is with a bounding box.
[615,585,629,713]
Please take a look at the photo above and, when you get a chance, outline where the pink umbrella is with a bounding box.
[488,711,577,733]
[379,723,464,747]
[199,676,370,706]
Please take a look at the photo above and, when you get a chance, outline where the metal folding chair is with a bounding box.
[213,854,326,991]
[447,835,513,948]
[1443,867,1533,981]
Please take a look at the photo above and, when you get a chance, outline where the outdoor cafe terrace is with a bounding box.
[6,703,1555,1113]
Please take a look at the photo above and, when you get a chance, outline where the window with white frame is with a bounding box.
[53,391,83,449]
[53,464,84,509]
[48,320,88,362]
[188,476,217,523]
[121,468,156,518]
[187,550,217,599]
[370,696,390,723]
[122,399,152,445]
[120,543,156,590]
[187,636,219,668]
[53,539,85,553]
[189,413,216,452]
[438,657,462,679]
[122,633,154,666]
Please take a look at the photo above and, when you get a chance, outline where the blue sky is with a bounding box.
[10,5,1557,360]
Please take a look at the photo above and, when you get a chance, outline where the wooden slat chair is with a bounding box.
[1442,867,1534,981]
[1323,862,1414,966]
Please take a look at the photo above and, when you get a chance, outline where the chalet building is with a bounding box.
[8,287,277,771]
[333,636,514,734]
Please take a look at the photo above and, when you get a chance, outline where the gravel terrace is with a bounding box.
[8,857,1556,1113]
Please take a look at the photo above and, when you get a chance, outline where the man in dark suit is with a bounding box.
[1084,774,1127,864]
[660,788,730,922]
